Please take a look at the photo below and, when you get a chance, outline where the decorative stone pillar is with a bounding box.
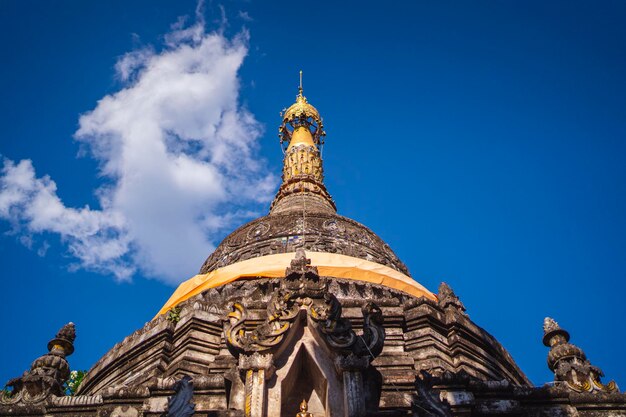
[310,291,386,417]
[1,322,76,405]
[334,354,370,417]
[238,352,274,417]
[543,317,618,393]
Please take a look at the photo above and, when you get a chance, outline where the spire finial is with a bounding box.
[272,75,335,214]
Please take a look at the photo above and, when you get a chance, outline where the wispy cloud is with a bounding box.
[0,12,276,284]
[238,11,253,22]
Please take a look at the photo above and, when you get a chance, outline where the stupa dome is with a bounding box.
[156,75,436,315]
[199,211,410,276]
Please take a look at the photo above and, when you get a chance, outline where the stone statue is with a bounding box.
[412,372,452,417]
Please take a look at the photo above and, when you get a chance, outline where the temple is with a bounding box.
[2,76,624,417]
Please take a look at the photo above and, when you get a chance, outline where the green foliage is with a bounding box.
[167,306,182,323]
[64,370,87,396]
[1,386,13,399]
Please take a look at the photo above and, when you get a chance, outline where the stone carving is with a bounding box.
[224,249,386,362]
[49,394,103,406]
[223,250,388,417]
[412,371,453,417]
[361,302,385,358]
[246,222,271,240]
[224,299,299,355]
[223,249,325,356]
[334,354,371,372]
[3,267,626,417]
[167,375,195,417]
[238,352,275,374]
[437,282,466,313]
[543,317,618,393]
[199,212,410,276]
[1,323,75,405]
[101,384,150,399]
[238,353,274,417]
[310,292,355,350]
[311,295,385,359]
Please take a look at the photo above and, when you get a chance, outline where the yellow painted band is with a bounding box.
[155,251,436,318]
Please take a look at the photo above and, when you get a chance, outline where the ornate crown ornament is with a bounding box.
[279,71,326,149]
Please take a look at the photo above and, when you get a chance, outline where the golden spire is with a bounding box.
[279,71,325,149]
[270,73,335,214]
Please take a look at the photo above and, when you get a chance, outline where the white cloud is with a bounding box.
[238,11,253,22]
[0,159,133,279]
[0,15,276,284]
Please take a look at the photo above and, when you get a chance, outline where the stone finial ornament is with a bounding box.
[285,248,320,281]
[48,322,76,356]
[543,317,618,393]
[1,323,76,405]
[437,282,466,312]
[543,317,562,337]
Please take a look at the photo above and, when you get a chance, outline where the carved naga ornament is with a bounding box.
[223,249,386,361]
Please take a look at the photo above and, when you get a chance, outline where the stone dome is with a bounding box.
[199,211,410,276]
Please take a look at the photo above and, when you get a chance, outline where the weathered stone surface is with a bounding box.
[543,318,619,395]
[199,211,411,276]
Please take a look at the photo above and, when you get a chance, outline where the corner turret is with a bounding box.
[2,323,76,404]
[543,317,618,393]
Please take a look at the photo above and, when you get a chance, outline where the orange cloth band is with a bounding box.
[156,251,436,317]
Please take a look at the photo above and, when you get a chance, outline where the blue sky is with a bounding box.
[1,0,625,387]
